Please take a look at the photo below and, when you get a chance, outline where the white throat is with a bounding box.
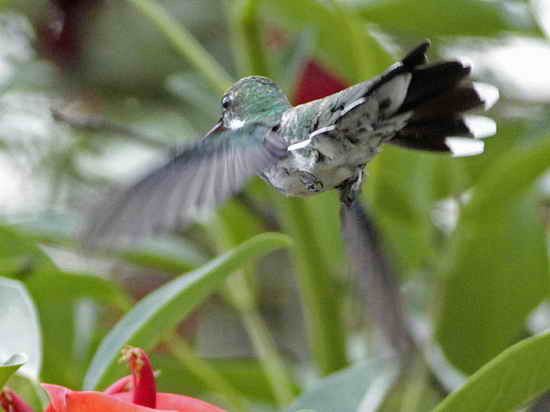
[228,118,245,129]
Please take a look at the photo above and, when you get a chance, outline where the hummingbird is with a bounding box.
[85,40,498,243]
[84,41,498,351]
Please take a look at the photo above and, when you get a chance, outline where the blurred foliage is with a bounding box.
[0,0,550,411]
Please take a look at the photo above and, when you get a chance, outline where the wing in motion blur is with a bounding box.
[340,200,416,357]
[83,121,288,247]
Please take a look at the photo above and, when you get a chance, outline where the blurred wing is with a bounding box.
[340,200,415,357]
[84,122,287,247]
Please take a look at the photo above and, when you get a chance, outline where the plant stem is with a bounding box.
[327,0,371,81]
[127,0,233,95]
[276,197,349,375]
[212,207,297,407]
[224,272,296,407]
[166,336,250,412]
[399,359,428,412]
[229,0,271,77]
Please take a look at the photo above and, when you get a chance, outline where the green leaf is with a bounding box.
[435,332,550,412]
[83,232,292,390]
[264,0,392,82]
[127,0,233,94]
[357,0,541,38]
[25,215,208,274]
[6,373,49,412]
[272,29,317,94]
[306,191,345,278]
[218,195,298,407]
[23,269,131,387]
[459,119,531,186]
[366,147,438,271]
[0,354,26,389]
[0,224,132,385]
[276,196,348,375]
[31,271,132,312]
[118,248,204,275]
[212,357,295,405]
[0,226,77,386]
[230,0,272,77]
[154,354,289,405]
[437,193,550,373]
[437,135,550,373]
[0,226,56,274]
[463,134,550,217]
[0,277,41,381]
[286,359,399,412]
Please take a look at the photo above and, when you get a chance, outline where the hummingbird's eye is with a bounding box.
[221,95,231,109]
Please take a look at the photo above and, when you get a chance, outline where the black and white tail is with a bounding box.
[385,41,498,156]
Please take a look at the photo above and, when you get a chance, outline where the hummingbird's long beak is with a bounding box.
[204,119,225,139]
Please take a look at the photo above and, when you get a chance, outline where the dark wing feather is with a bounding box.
[83,122,287,247]
[340,200,415,358]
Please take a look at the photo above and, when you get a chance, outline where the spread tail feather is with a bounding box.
[386,41,499,155]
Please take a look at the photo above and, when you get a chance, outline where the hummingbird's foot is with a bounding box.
[298,170,324,193]
[338,166,364,207]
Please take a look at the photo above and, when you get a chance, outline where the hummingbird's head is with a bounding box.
[220,76,290,128]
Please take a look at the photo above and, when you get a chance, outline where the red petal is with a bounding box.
[156,393,226,412]
[122,347,157,408]
[104,375,133,395]
[42,384,70,412]
[42,374,225,412]
[0,389,35,412]
[65,392,169,412]
[293,60,348,105]
[112,392,226,412]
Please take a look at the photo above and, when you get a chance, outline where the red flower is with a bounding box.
[293,60,348,105]
[43,347,226,412]
[37,0,101,67]
[43,385,226,412]
[1,347,225,412]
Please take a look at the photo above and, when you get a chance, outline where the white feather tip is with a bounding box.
[473,82,500,110]
[464,115,497,139]
[446,137,485,157]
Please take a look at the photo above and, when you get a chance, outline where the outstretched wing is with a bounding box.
[340,200,415,357]
[83,122,287,247]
